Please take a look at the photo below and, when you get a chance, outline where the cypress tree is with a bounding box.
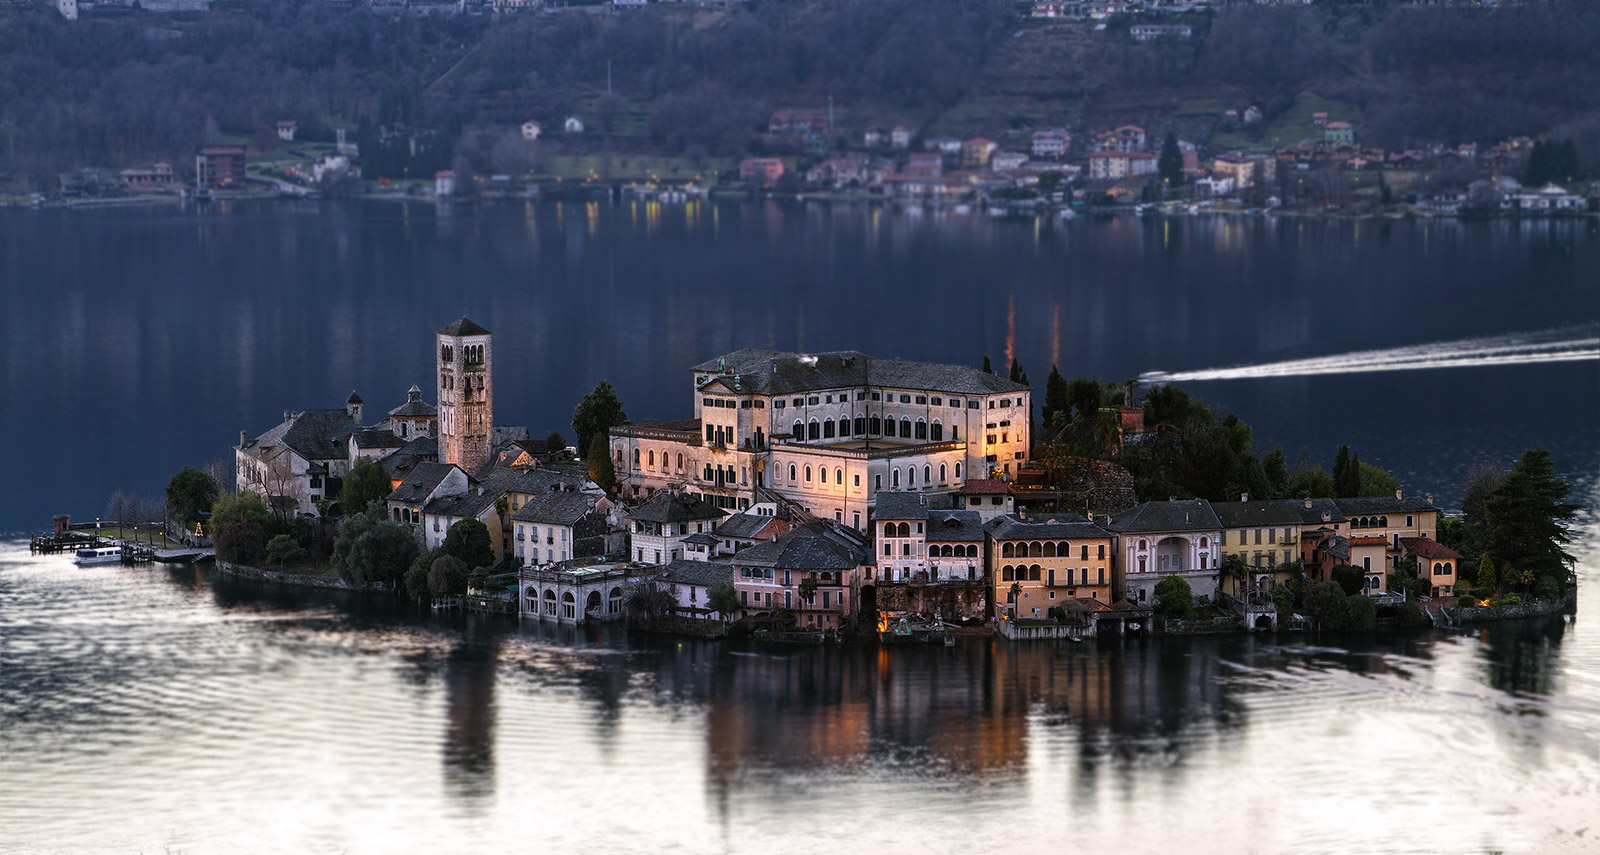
[1475,553,1497,597]
[1332,446,1350,496]
[1158,130,1184,186]
[1344,451,1363,497]
[1044,365,1069,428]
[982,355,993,375]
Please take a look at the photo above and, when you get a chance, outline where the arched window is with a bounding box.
[820,467,828,484]
[808,420,820,440]
[835,467,843,485]
[855,416,866,435]
[931,422,943,441]
[898,522,911,538]
[615,449,623,464]
[907,466,916,487]
[1059,542,1070,555]
[676,453,683,470]
[648,450,655,466]
[1030,564,1042,581]
[923,465,931,483]
[1002,542,1015,558]
[870,416,882,435]
[967,544,979,558]
[1002,565,1014,582]
[1379,516,1388,528]
[939,464,947,481]
[789,464,797,481]
[1043,541,1057,558]
[892,469,900,487]
[915,420,927,440]
[793,421,804,440]
[1139,540,1148,550]
[1029,542,1043,558]
[900,418,912,438]
[955,463,962,479]
[1200,537,1209,548]
[633,449,641,468]
[838,418,850,437]
[805,465,812,482]
[823,420,836,439]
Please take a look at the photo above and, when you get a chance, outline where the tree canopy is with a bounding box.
[1153,576,1193,620]
[572,379,630,458]
[1482,449,1578,598]
[166,466,220,526]
[211,490,274,565]
[442,516,495,572]
[338,458,392,514]
[331,500,420,587]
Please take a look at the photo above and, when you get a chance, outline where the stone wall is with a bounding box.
[1154,616,1243,635]
[1451,586,1576,624]
[216,561,386,592]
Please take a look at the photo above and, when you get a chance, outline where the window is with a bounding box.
[856,392,867,401]
[633,449,641,468]
[1098,544,1105,559]
[820,467,827,484]
[939,464,946,481]
[854,416,866,435]
[789,464,797,481]
[870,417,882,435]
[805,465,812,482]
[900,394,911,403]
[808,421,820,440]
[915,420,927,439]
[871,392,881,401]
[793,421,803,439]
[648,450,655,466]
[969,401,980,409]
[892,469,900,488]
[875,474,882,490]
[775,400,785,409]
[900,419,912,437]
[825,395,833,404]
[931,422,943,441]
[1000,399,1010,408]
[677,453,683,470]
[955,463,962,479]
[808,396,819,405]
[907,466,916,487]
[989,401,995,409]
[835,467,843,485]
[915,396,927,404]
[823,420,836,439]
[793,398,804,407]
[923,465,931,483]
[838,418,850,437]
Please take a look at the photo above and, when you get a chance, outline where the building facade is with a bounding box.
[437,317,494,474]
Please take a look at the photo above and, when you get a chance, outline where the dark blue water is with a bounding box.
[1,199,1596,527]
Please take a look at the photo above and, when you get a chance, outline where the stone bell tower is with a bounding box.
[437,317,494,474]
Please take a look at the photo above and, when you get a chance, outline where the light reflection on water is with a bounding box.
[3,502,1598,855]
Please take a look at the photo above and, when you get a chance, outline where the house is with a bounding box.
[1194,174,1235,197]
[1087,151,1156,180]
[1212,153,1275,189]
[1032,129,1071,159]
[1243,105,1263,125]
[1511,183,1585,213]
[863,129,886,147]
[1129,23,1192,41]
[1104,499,1223,606]
[276,121,297,142]
[518,559,649,625]
[925,136,963,155]
[991,151,1029,171]
[990,513,1116,621]
[1311,112,1329,127]
[1095,125,1146,153]
[925,509,986,585]
[1324,121,1355,146]
[235,395,365,517]
[1333,492,1441,594]
[962,137,998,167]
[195,146,246,190]
[1211,498,1304,599]
[564,117,584,133]
[626,490,727,565]
[521,121,542,141]
[902,152,943,179]
[955,479,1014,522]
[1388,150,1426,168]
[435,170,456,197]
[890,125,915,149]
[769,110,824,137]
[731,521,868,630]
[387,462,469,537]
[512,487,609,566]
[1400,537,1462,598]
[739,157,785,185]
[804,157,872,188]
[119,163,177,191]
[871,492,929,584]
[661,559,736,621]
[713,510,793,556]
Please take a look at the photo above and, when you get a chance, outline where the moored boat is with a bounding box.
[73,545,124,565]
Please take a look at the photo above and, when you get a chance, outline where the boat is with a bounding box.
[73,545,124,565]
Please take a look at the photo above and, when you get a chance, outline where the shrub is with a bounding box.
[1154,576,1194,620]
[1346,593,1376,632]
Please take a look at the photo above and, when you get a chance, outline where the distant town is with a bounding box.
[11,0,1597,219]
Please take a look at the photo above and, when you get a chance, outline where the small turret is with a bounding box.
[346,390,363,424]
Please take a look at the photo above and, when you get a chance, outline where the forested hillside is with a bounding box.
[3,0,1599,188]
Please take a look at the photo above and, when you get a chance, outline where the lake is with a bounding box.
[1,199,1597,528]
[1,199,1598,853]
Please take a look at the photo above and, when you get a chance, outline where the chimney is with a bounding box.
[1086,510,1094,523]
[1240,492,1249,502]
[1426,493,1434,505]
[1395,488,1404,500]
[1304,497,1313,509]
[239,430,246,447]
[284,410,296,423]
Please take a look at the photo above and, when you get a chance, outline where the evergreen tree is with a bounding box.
[545,431,567,454]
[982,355,993,375]
[442,517,494,571]
[1332,445,1350,495]
[572,379,630,457]
[1483,448,1578,596]
[1378,170,1392,206]
[587,434,617,493]
[1158,130,1183,186]
[338,457,391,513]
[1475,553,1497,597]
[1043,365,1069,428]
[165,466,219,528]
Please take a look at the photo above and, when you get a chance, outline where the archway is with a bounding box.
[1155,537,1187,573]
[585,590,602,617]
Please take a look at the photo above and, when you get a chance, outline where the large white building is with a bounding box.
[610,348,1033,529]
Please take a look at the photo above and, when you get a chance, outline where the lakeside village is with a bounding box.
[40,109,1600,221]
[44,316,1579,644]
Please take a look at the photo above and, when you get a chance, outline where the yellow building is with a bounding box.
[1335,493,1442,591]
[1211,498,1304,598]
[1401,537,1462,598]
[988,515,1115,620]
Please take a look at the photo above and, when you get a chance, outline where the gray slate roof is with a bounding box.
[1295,498,1348,525]
[733,522,866,571]
[660,559,733,588]
[714,512,782,540]
[873,491,927,521]
[439,317,490,336]
[683,532,719,546]
[510,489,597,526]
[1211,499,1306,529]
[248,409,359,463]
[381,435,439,481]
[389,462,461,504]
[423,486,502,521]
[1335,495,1437,516]
[354,428,406,450]
[1102,500,1222,533]
[627,491,728,524]
[925,510,987,542]
[989,514,1110,541]
[693,348,1029,397]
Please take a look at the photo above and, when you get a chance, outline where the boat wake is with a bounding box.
[1141,325,1600,383]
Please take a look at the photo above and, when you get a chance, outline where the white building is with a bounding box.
[235,394,366,517]
[518,560,646,625]
[625,490,727,565]
[564,116,585,133]
[660,558,735,620]
[609,348,1034,528]
[871,492,928,583]
[953,479,1014,522]
[1511,183,1585,213]
[1105,500,1223,606]
[521,121,542,141]
[512,488,609,566]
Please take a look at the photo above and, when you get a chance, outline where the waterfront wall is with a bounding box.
[997,620,1090,642]
[1452,586,1576,624]
[216,561,386,592]
[1155,616,1243,636]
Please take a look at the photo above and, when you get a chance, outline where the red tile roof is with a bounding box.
[1400,536,1463,561]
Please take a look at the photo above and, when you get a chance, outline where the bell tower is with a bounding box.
[436,317,493,474]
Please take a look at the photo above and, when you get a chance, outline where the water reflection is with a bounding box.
[442,628,499,806]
